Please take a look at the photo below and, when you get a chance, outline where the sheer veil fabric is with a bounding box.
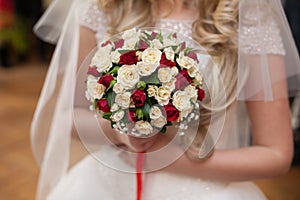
[31,0,300,199]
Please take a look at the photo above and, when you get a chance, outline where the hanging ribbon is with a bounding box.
[136,152,145,200]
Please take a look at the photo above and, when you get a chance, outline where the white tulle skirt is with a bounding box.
[48,146,267,200]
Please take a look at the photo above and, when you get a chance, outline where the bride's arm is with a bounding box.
[162,98,293,181]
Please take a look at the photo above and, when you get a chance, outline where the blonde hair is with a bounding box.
[98,0,238,159]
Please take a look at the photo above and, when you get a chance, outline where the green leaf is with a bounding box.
[156,32,163,43]
[142,73,160,84]
[136,108,144,120]
[160,126,167,134]
[93,99,98,110]
[102,112,112,120]
[118,49,131,54]
[106,80,117,91]
[106,90,115,108]
[108,66,120,75]
[142,103,151,119]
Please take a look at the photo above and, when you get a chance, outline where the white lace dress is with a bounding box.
[47,1,286,199]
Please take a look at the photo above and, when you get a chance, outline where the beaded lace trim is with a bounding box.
[80,1,285,54]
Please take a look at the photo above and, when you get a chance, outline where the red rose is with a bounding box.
[180,42,186,52]
[186,52,199,63]
[114,39,124,48]
[175,69,192,90]
[159,52,176,68]
[138,40,149,51]
[97,99,110,113]
[151,32,157,39]
[163,103,179,122]
[87,66,100,76]
[131,89,146,107]
[128,110,138,122]
[101,40,112,47]
[119,50,138,65]
[197,88,205,101]
[98,74,114,87]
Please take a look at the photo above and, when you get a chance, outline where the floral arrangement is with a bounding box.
[85,28,205,137]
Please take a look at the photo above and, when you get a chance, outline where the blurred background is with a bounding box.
[0,0,299,199]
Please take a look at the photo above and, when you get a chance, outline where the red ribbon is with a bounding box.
[136,152,145,200]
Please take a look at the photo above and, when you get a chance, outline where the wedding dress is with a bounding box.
[31,0,300,199]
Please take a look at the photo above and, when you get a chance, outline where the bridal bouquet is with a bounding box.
[85,28,205,137]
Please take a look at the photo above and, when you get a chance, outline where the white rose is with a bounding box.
[187,65,200,78]
[151,116,167,128]
[163,38,177,47]
[147,85,158,97]
[110,50,121,63]
[115,92,131,109]
[180,104,193,120]
[91,55,112,73]
[158,68,172,83]
[155,86,171,106]
[91,45,113,72]
[164,47,175,61]
[122,28,139,40]
[110,103,119,112]
[86,76,106,101]
[117,65,140,89]
[151,39,163,49]
[162,77,176,92]
[136,62,158,76]
[122,28,139,49]
[134,121,153,136]
[113,82,125,94]
[172,90,191,111]
[141,48,162,64]
[111,110,125,122]
[149,106,163,119]
[124,38,138,49]
[177,53,197,70]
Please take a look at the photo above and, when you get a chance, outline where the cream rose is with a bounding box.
[155,86,171,106]
[194,71,203,84]
[117,65,140,89]
[184,85,197,99]
[86,76,106,101]
[157,68,172,83]
[172,91,191,111]
[151,116,167,128]
[162,77,176,92]
[111,110,125,122]
[134,120,153,136]
[115,92,131,109]
[149,106,163,119]
[141,48,162,64]
[171,67,179,77]
[113,82,125,94]
[136,62,158,76]
[110,50,121,63]
[163,47,175,61]
[147,85,158,97]
[177,53,197,70]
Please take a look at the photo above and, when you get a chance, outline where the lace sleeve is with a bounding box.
[239,3,286,55]
[80,0,107,33]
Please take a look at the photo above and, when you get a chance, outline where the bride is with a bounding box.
[31,0,300,199]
